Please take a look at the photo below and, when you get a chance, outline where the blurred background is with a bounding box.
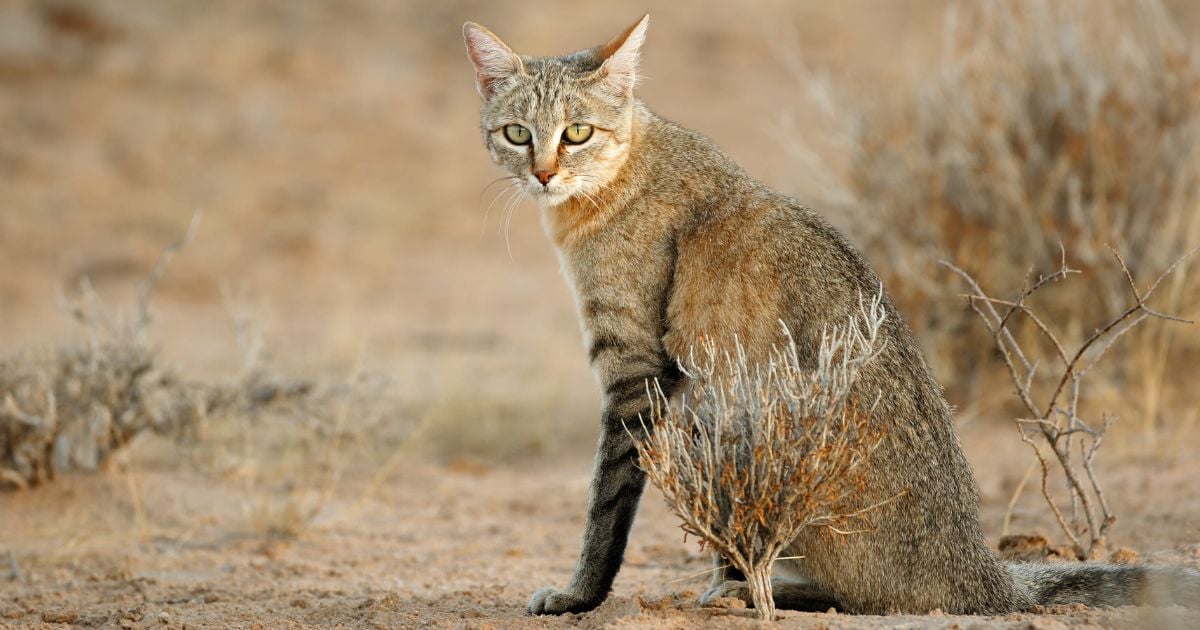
[4,0,1197,456]
[2,0,1199,626]
[0,0,973,459]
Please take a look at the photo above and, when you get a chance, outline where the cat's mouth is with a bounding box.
[530,187,573,206]
[525,177,576,206]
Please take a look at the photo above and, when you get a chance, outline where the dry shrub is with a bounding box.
[946,246,1194,558]
[0,215,210,489]
[210,367,400,539]
[795,0,1200,432]
[0,329,206,489]
[0,214,398,508]
[634,292,893,620]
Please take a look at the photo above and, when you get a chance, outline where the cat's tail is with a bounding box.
[1006,561,1200,608]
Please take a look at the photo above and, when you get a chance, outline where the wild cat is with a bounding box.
[462,14,1200,616]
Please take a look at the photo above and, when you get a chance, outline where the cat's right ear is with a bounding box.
[463,22,524,100]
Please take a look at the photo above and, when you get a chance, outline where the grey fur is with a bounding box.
[1008,562,1200,608]
[462,15,1200,617]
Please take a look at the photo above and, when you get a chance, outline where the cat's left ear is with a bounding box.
[595,14,649,96]
[463,22,525,100]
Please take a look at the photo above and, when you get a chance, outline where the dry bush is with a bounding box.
[175,276,405,539]
[792,0,1200,431]
[634,292,893,620]
[0,215,211,489]
[0,333,202,489]
[945,246,1194,558]
[0,214,399,510]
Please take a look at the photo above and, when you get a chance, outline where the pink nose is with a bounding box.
[533,170,556,185]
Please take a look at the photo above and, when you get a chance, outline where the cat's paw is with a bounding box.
[527,587,597,615]
[699,580,750,606]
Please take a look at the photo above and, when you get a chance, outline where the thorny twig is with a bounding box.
[942,246,1196,557]
[135,209,204,337]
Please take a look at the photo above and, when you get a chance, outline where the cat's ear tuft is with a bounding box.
[463,22,524,100]
[596,14,649,96]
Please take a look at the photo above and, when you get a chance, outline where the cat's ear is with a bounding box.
[596,14,649,96]
[463,22,524,100]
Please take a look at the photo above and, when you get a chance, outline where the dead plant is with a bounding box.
[0,212,210,489]
[943,246,1195,558]
[0,211,382,496]
[789,0,1200,427]
[633,291,893,620]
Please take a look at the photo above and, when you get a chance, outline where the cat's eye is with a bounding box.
[504,124,532,145]
[563,123,593,145]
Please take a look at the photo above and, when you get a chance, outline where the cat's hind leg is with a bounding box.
[699,556,840,613]
[700,553,745,605]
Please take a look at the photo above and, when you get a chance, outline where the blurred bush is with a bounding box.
[798,0,1200,437]
[0,218,403,493]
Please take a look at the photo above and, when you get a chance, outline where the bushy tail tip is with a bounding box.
[1006,562,1200,608]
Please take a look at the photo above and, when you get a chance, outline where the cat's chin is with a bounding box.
[531,189,574,207]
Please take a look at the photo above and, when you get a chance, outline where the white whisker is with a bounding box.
[574,175,620,216]
[502,188,527,260]
[482,182,522,237]
[477,175,520,203]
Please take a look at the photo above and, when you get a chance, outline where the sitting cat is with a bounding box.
[461,14,1200,616]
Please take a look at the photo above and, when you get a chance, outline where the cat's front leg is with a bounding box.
[527,418,644,615]
[528,344,678,615]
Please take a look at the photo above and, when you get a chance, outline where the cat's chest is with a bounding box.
[553,215,664,295]
[554,226,674,340]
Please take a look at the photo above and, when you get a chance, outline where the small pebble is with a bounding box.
[702,597,746,609]
[41,610,79,624]
[1109,547,1141,565]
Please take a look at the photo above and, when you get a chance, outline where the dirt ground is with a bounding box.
[3,0,1200,628]
[2,423,1200,629]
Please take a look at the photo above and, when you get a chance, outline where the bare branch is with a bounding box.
[1044,248,1194,420]
[135,209,204,336]
[946,246,1193,556]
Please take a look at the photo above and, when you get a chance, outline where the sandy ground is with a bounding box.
[3,420,1199,629]
[3,1,1200,628]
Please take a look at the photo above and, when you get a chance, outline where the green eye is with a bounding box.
[563,123,593,144]
[503,124,531,145]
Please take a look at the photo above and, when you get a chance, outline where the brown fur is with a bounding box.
[462,14,1200,617]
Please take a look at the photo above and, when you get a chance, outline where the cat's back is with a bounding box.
[630,107,760,203]
[637,106,861,264]
[649,110,883,364]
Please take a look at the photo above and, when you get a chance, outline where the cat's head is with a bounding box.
[463,15,648,206]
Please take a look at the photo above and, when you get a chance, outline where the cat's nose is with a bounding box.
[533,170,557,186]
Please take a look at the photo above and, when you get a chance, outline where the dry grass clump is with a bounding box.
[211,366,398,539]
[0,215,211,490]
[0,333,207,490]
[634,292,892,620]
[794,0,1200,430]
[0,214,395,506]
